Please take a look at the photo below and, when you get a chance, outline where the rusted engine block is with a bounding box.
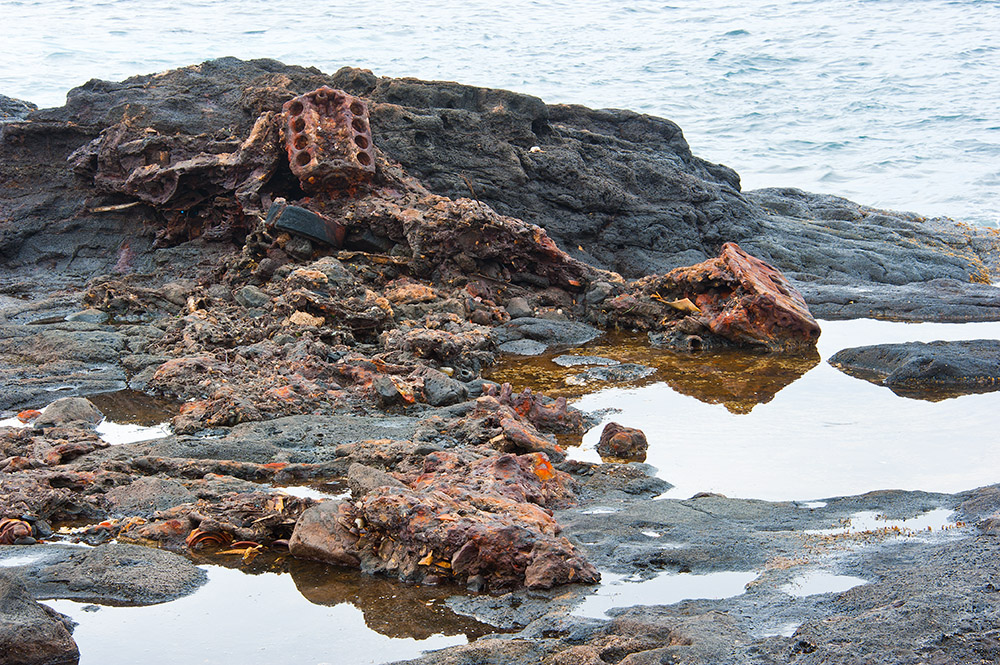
[282,86,376,192]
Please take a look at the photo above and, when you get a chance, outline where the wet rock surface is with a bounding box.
[1,542,207,604]
[0,58,998,665]
[596,422,648,463]
[598,242,822,352]
[0,569,78,665]
[829,339,1000,400]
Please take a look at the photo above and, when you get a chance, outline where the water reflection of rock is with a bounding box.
[189,552,498,640]
[87,389,180,426]
[656,349,820,414]
[287,558,498,640]
[488,333,820,414]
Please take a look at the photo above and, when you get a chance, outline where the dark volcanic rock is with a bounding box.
[0,322,127,414]
[33,397,103,429]
[797,277,1000,322]
[492,318,602,356]
[422,369,470,407]
[829,339,1000,400]
[6,542,206,605]
[4,58,999,319]
[0,95,37,123]
[0,570,78,665]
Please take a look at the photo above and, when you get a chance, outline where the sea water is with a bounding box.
[1,0,998,225]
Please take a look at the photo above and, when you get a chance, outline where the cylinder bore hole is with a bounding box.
[357,152,372,166]
[354,135,370,149]
[351,118,367,132]
[291,117,306,133]
[295,151,313,166]
[289,101,304,116]
[293,135,308,150]
[350,101,365,116]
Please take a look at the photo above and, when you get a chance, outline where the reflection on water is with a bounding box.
[780,571,867,597]
[87,389,180,426]
[493,320,1000,501]
[573,569,758,619]
[288,558,498,640]
[486,332,820,414]
[805,508,956,536]
[47,554,495,665]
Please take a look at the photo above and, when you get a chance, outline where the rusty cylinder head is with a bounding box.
[282,86,375,193]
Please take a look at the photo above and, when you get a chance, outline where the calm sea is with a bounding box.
[1,0,998,225]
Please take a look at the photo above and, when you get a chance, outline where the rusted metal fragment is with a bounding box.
[119,491,314,550]
[0,518,32,544]
[282,86,375,193]
[71,112,281,211]
[265,199,346,248]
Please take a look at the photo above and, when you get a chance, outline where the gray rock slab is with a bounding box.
[0,569,78,665]
[4,542,206,605]
[830,339,1000,399]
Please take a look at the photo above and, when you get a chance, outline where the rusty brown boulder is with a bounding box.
[598,242,820,352]
[596,422,648,462]
[289,452,598,591]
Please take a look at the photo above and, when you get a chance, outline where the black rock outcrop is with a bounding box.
[829,339,1000,400]
[2,57,998,318]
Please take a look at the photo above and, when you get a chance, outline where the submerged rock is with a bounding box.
[492,318,602,356]
[829,339,1000,400]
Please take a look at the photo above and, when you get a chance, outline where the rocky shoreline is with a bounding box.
[2,58,1000,664]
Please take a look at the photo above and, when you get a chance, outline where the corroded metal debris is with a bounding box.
[0,517,32,545]
[265,199,346,248]
[282,86,375,193]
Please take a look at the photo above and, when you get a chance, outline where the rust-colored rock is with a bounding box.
[481,383,585,434]
[289,452,596,590]
[599,242,820,352]
[597,422,648,462]
[282,86,375,193]
[288,501,361,567]
[15,410,40,424]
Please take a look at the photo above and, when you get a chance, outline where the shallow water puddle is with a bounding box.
[93,419,171,444]
[46,562,491,665]
[1,389,175,444]
[806,508,957,536]
[272,483,350,501]
[761,621,803,638]
[573,570,759,619]
[0,415,171,445]
[492,319,1000,501]
[780,571,868,597]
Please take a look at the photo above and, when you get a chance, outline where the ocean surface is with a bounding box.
[1,0,998,225]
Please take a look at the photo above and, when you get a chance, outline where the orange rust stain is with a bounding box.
[528,453,556,481]
[16,409,41,423]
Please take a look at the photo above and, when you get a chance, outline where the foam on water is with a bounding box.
[1,0,998,225]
